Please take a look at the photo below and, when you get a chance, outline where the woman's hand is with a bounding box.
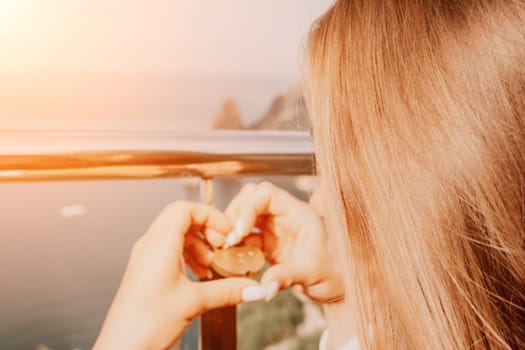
[93,201,260,350]
[221,182,344,304]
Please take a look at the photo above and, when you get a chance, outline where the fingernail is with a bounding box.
[207,250,215,263]
[235,218,245,237]
[265,281,280,301]
[242,285,268,303]
[250,227,262,234]
[223,231,237,248]
[207,269,213,280]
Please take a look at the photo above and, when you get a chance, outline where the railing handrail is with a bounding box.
[0,130,315,182]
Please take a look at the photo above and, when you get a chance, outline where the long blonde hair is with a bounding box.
[305,1,525,348]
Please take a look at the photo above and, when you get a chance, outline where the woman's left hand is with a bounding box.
[93,201,260,350]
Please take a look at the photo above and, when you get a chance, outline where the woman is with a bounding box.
[94,0,525,349]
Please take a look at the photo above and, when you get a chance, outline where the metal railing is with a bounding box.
[0,130,314,182]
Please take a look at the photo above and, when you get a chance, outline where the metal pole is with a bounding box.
[199,178,237,350]
[0,130,314,182]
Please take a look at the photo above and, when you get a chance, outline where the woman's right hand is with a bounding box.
[221,182,344,304]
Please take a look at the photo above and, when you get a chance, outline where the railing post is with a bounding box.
[199,178,237,350]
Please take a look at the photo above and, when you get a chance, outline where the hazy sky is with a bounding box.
[0,0,335,130]
[0,0,334,78]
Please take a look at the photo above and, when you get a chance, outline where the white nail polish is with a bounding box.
[265,281,280,301]
[242,285,268,302]
[223,232,237,248]
[235,218,245,237]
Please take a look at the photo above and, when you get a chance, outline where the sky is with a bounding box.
[0,0,334,78]
[0,0,335,130]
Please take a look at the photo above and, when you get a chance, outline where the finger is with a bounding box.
[250,182,300,218]
[224,183,258,219]
[185,233,214,266]
[192,278,265,314]
[184,253,210,279]
[225,182,301,247]
[223,184,258,247]
[147,201,233,259]
[188,227,228,248]
[260,262,315,298]
[188,227,227,248]
[202,227,226,248]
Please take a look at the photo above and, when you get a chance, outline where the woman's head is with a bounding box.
[306,1,525,348]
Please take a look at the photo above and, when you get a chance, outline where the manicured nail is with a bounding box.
[235,218,245,237]
[223,218,247,248]
[265,281,280,301]
[242,285,268,303]
[250,227,262,234]
[223,231,237,248]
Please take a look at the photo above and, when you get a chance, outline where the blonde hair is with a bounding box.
[305,1,525,349]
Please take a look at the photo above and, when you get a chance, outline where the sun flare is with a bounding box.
[0,0,20,17]
[0,0,25,30]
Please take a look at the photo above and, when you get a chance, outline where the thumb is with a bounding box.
[195,278,267,312]
[260,262,311,300]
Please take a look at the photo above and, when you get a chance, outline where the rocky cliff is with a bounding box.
[211,83,310,131]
